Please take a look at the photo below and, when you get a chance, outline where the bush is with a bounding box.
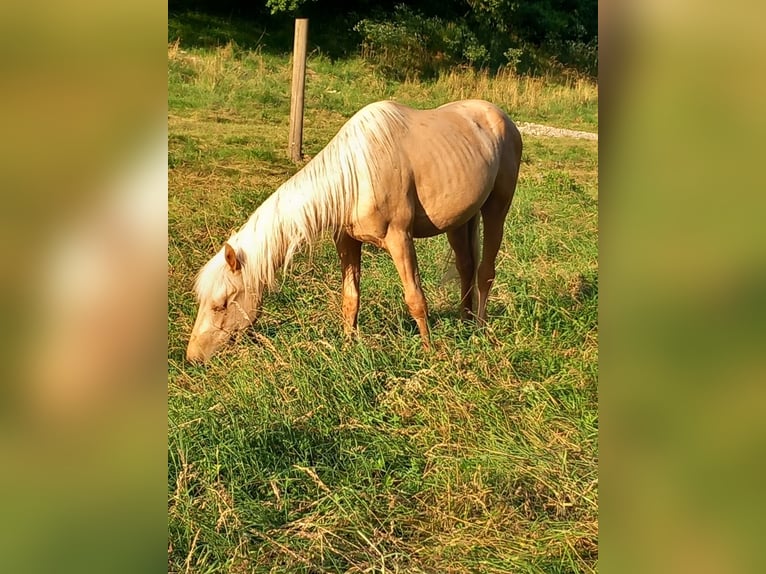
[353,4,597,79]
[354,5,487,79]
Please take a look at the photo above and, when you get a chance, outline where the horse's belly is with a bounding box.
[412,183,492,237]
[411,209,476,238]
[409,145,499,237]
[348,158,496,240]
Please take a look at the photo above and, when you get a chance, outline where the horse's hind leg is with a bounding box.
[446,215,479,319]
[384,229,431,349]
[477,177,517,323]
[334,232,362,336]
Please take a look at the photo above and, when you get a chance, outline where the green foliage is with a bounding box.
[351,1,598,78]
[467,0,598,74]
[355,6,490,79]
[265,0,315,15]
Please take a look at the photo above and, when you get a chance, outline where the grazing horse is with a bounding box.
[187,99,522,362]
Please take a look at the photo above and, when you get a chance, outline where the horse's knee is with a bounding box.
[404,292,428,319]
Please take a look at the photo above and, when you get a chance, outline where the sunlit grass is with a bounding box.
[168,37,598,573]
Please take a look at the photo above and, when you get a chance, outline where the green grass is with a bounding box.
[169,34,598,573]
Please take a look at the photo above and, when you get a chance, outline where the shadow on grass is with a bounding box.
[169,10,361,59]
[230,420,425,518]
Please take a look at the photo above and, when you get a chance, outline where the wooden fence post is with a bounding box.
[289,18,309,163]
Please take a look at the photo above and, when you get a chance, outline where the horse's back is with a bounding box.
[350,98,520,169]
[435,99,521,162]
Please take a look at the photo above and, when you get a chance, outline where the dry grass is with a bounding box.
[436,69,597,125]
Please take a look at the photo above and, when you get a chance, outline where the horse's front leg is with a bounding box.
[334,232,362,337]
[383,228,431,349]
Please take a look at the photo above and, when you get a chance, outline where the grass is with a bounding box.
[168,28,598,573]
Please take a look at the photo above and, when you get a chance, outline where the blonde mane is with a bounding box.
[194,100,407,302]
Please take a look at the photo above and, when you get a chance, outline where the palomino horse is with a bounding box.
[187,99,522,362]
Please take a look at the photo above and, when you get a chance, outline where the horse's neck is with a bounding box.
[237,176,335,295]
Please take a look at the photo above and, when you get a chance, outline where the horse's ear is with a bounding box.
[224,242,241,272]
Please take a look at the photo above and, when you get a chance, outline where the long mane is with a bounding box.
[194,100,407,302]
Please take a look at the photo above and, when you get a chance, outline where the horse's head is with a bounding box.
[186,242,261,363]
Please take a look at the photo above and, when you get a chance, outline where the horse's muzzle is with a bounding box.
[185,340,209,363]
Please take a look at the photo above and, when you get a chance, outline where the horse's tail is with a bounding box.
[466,214,481,302]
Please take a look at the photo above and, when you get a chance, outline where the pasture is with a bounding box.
[168,39,598,573]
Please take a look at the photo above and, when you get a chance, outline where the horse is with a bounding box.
[186,99,522,363]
